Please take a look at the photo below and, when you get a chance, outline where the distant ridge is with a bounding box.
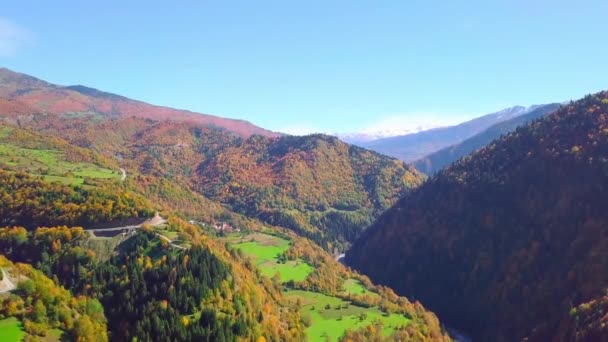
[356,105,545,162]
[0,67,277,138]
[414,103,561,174]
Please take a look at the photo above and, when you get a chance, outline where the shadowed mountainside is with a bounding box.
[348,92,608,341]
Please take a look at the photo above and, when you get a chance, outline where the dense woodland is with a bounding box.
[0,225,306,341]
[347,92,608,341]
[0,170,153,229]
[193,134,425,250]
[0,256,107,341]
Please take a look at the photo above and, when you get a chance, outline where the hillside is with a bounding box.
[193,134,425,251]
[359,105,540,162]
[0,68,424,250]
[1,113,424,251]
[0,68,445,339]
[0,166,446,341]
[0,255,108,341]
[347,92,608,341]
[0,68,276,138]
[414,103,561,174]
[88,122,426,251]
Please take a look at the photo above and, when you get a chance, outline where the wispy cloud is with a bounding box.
[357,112,470,137]
[278,123,329,136]
[0,18,32,57]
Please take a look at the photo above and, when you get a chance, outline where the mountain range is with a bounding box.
[414,103,562,174]
[353,105,549,162]
[338,123,443,144]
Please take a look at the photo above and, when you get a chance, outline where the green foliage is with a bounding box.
[0,317,25,342]
[0,256,107,341]
[0,170,153,229]
[0,227,304,341]
[225,232,448,341]
[228,233,314,283]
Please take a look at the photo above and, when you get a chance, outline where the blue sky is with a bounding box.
[1,1,608,134]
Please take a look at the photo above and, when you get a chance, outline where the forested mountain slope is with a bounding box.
[414,103,561,174]
[63,118,424,251]
[347,92,608,341]
[193,134,425,251]
[0,255,108,341]
[0,68,425,250]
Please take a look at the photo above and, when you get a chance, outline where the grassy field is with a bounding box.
[285,290,410,341]
[229,233,314,283]
[224,232,410,341]
[157,228,179,240]
[0,143,120,184]
[0,317,25,342]
[341,278,380,298]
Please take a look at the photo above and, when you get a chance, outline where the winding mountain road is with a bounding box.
[84,213,167,233]
[84,214,185,250]
[0,269,16,293]
[335,253,346,263]
[85,225,140,233]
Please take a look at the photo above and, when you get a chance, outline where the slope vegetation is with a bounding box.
[194,134,425,250]
[347,92,608,341]
[0,68,425,250]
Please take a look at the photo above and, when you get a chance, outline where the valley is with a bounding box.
[0,63,606,342]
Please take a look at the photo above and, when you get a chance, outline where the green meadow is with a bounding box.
[0,143,120,184]
[0,317,25,342]
[341,278,380,298]
[225,232,410,341]
[285,290,411,341]
[230,233,314,283]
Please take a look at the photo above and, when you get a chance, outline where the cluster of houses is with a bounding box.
[213,221,240,233]
[188,220,240,234]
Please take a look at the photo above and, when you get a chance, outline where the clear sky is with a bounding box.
[1,1,608,134]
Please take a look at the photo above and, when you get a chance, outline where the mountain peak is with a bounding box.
[0,67,52,92]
